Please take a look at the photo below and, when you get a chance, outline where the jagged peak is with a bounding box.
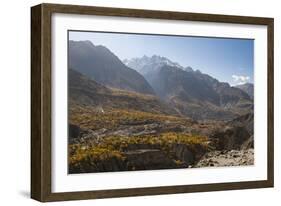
[123,55,186,74]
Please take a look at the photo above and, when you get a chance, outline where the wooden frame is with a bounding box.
[31,3,274,202]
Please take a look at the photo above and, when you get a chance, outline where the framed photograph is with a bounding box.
[31,3,274,202]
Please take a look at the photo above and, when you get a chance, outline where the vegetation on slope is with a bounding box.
[69,132,210,173]
[69,106,193,131]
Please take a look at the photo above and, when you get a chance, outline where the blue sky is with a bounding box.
[69,31,254,86]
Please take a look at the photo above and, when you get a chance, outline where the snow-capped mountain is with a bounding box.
[123,55,187,75]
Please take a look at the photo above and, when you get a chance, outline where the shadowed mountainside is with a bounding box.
[69,40,155,95]
[68,68,177,116]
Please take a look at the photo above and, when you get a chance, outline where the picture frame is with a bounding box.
[31,3,274,202]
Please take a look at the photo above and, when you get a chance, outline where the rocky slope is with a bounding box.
[209,112,254,151]
[68,68,177,115]
[69,40,155,95]
[235,83,254,99]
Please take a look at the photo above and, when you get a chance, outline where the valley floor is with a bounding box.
[68,106,254,173]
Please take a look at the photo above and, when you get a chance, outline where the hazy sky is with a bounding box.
[69,31,254,86]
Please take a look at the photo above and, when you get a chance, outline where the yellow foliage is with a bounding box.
[69,106,192,131]
[69,145,125,165]
[69,132,209,166]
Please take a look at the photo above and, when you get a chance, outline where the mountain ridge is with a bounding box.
[69,40,155,95]
[68,68,179,116]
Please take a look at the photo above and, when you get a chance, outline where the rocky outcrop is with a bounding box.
[210,126,251,150]
[171,144,194,166]
[209,113,254,151]
[124,143,204,170]
[125,149,180,170]
[228,112,254,134]
[69,156,127,173]
[170,144,206,166]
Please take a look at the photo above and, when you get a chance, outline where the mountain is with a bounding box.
[68,68,177,115]
[68,68,111,106]
[125,56,253,120]
[69,40,155,95]
[123,55,184,76]
[235,83,254,99]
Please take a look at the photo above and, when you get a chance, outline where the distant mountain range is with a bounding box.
[69,40,253,120]
[124,55,253,120]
